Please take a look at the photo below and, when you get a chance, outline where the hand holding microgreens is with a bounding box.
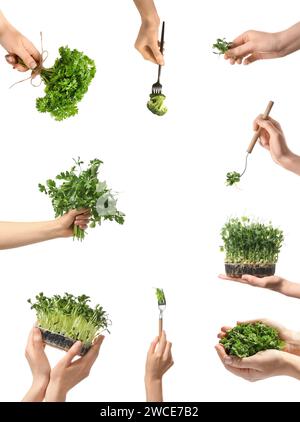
[39,158,125,241]
[226,101,274,186]
[28,293,110,353]
[220,322,284,358]
[213,38,232,55]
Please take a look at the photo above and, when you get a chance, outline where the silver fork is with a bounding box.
[158,295,166,337]
[152,21,165,95]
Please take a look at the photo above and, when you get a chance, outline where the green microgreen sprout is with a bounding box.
[28,293,110,346]
[226,171,241,186]
[39,157,125,241]
[147,93,168,116]
[213,38,233,55]
[220,216,284,265]
[36,46,96,120]
[220,322,285,358]
[156,288,166,305]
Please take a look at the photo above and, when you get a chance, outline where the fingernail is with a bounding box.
[6,56,14,64]
[224,357,233,365]
[30,61,37,70]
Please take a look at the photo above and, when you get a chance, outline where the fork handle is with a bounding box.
[247,100,274,154]
[159,318,163,337]
[157,21,165,83]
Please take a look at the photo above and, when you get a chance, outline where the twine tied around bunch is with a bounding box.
[8,32,48,89]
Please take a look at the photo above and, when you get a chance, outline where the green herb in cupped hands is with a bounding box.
[213,38,232,55]
[36,46,96,120]
[220,322,285,358]
[39,158,125,241]
[28,293,109,347]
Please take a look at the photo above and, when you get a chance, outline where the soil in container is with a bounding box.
[40,328,91,356]
[225,263,275,278]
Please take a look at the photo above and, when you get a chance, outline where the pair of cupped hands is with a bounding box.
[216,274,300,382]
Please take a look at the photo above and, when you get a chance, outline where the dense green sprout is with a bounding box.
[213,38,233,55]
[39,158,125,240]
[28,293,109,345]
[220,216,284,265]
[147,93,167,116]
[226,171,241,186]
[156,288,166,305]
[220,322,285,358]
[36,46,96,120]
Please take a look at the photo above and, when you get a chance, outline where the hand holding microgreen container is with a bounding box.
[220,217,284,278]
[39,158,125,241]
[28,293,110,356]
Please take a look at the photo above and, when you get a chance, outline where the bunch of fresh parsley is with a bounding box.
[220,322,285,358]
[39,158,125,240]
[36,46,96,120]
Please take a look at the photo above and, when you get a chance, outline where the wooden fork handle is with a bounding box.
[159,318,163,337]
[247,100,274,154]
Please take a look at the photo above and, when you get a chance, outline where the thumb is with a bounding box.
[32,327,44,348]
[224,355,257,369]
[255,118,278,137]
[241,274,261,285]
[61,341,82,366]
[17,49,37,70]
[67,208,89,218]
[150,44,164,65]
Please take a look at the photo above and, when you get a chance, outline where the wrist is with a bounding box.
[145,377,163,402]
[282,353,300,380]
[45,381,67,402]
[46,219,66,239]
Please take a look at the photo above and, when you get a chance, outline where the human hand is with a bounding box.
[219,274,286,292]
[45,336,104,402]
[218,320,300,357]
[145,331,173,402]
[224,30,283,65]
[55,209,91,238]
[22,327,51,402]
[215,343,291,382]
[0,13,40,71]
[135,20,164,65]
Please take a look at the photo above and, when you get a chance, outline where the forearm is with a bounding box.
[0,11,9,37]
[284,353,300,380]
[0,220,62,249]
[145,378,163,402]
[278,279,300,299]
[22,381,48,402]
[279,152,300,176]
[278,22,300,56]
[44,383,67,402]
[133,0,159,24]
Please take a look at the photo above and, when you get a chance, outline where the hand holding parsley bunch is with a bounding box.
[36,46,96,120]
[39,158,125,241]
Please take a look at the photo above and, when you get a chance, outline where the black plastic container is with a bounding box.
[40,328,91,356]
[225,263,276,278]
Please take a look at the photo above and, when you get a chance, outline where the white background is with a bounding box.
[1,0,300,402]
